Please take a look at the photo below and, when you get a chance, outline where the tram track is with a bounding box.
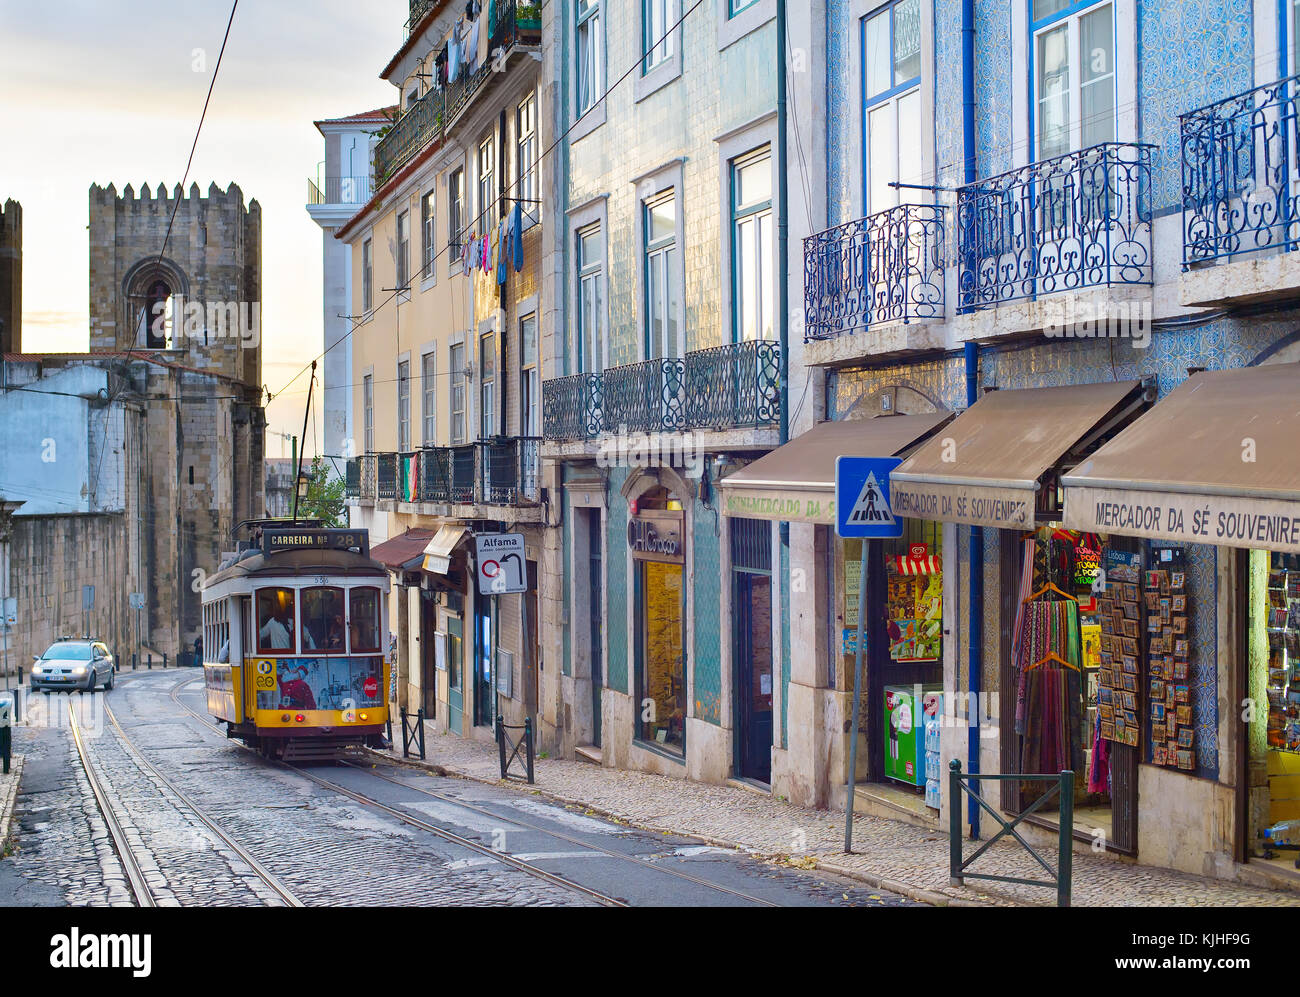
[164,674,788,907]
[66,690,304,908]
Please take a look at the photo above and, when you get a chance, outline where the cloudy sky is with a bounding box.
[0,0,403,455]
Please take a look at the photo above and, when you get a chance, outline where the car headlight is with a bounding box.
[71,666,87,676]
[31,664,43,675]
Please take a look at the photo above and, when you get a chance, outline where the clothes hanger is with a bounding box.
[1024,581,1077,603]
[1027,650,1079,672]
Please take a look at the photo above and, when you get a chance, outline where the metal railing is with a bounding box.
[373,87,443,185]
[345,459,360,498]
[956,141,1154,310]
[496,714,535,783]
[601,357,686,434]
[803,203,946,340]
[477,437,541,504]
[307,175,373,206]
[444,0,535,130]
[376,452,397,501]
[684,340,781,430]
[948,760,1074,907]
[406,0,437,35]
[1182,72,1300,266]
[398,451,420,502]
[542,372,603,440]
[400,708,427,759]
[358,454,377,502]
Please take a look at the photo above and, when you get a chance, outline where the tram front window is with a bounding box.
[349,588,380,653]
[301,587,345,653]
[256,588,295,653]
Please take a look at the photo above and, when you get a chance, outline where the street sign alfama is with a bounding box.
[474,533,527,595]
[835,456,904,539]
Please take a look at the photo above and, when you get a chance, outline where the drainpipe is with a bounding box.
[962,0,979,840]
[776,0,790,551]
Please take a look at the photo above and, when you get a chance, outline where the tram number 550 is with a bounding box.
[254,660,276,691]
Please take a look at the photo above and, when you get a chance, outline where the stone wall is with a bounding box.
[0,199,20,354]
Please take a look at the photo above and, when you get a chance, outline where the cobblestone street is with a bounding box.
[382,721,1300,908]
[0,672,915,907]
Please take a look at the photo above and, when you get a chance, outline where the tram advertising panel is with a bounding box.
[251,656,384,711]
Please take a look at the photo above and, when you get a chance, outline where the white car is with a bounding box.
[30,639,116,693]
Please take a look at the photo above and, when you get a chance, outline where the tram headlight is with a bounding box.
[294,714,305,723]
[358,712,369,721]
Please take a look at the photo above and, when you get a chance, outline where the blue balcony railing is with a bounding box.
[1181,73,1300,266]
[803,203,946,341]
[542,372,603,440]
[956,142,1155,310]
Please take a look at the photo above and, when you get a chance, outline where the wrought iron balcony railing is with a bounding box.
[803,203,946,340]
[1181,73,1300,266]
[406,0,437,35]
[956,142,1155,310]
[542,372,603,440]
[478,437,541,504]
[684,340,781,430]
[373,87,443,186]
[344,459,360,498]
[543,342,782,439]
[307,175,373,206]
[359,455,377,501]
[376,452,397,500]
[444,0,539,132]
[602,357,686,435]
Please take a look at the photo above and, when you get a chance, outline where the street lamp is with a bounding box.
[293,469,311,521]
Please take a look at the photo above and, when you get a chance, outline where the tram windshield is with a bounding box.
[349,588,381,652]
[300,587,345,653]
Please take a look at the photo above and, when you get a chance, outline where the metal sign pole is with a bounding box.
[844,541,869,853]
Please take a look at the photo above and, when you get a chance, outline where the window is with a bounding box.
[397,360,411,451]
[448,168,465,264]
[643,0,679,72]
[478,136,496,230]
[363,374,375,453]
[422,352,436,443]
[450,342,467,444]
[729,0,759,13]
[520,313,539,437]
[644,192,680,359]
[577,0,603,115]
[300,587,346,653]
[349,588,381,653]
[362,238,373,311]
[517,94,538,208]
[1033,0,1115,160]
[256,588,296,654]
[731,148,774,342]
[480,332,496,437]
[862,0,921,213]
[576,223,604,372]
[421,189,436,280]
[396,210,410,290]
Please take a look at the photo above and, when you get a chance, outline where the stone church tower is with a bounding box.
[87,181,266,655]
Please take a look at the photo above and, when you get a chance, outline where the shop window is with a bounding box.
[300,586,346,653]
[349,587,381,653]
[256,588,296,654]
[632,485,686,755]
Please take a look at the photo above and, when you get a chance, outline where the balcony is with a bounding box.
[956,142,1154,312]
[373,88,443,185]
[542,341,782,446]
[374,0,540,186]
[804,204,946,338]
[348,440,540,510]
[1180,74,1300,306]
[307,175,373,206]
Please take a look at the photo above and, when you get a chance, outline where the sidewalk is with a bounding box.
[0,756,24,852]
[378,724,1300,907]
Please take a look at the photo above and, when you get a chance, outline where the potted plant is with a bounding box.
[516,2,541,30]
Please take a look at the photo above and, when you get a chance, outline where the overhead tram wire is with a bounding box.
[266,0,708,408]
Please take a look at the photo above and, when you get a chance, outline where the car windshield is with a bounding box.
[42,643,94,661]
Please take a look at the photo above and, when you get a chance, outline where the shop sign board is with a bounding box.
[1065,486,1300,554]
[722,488,835,525]
[627,510,685,564]
[835,457,903,539]
[474,533,527,595]
[889,477,1035,529]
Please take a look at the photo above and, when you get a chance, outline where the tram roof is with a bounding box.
[203,547,389,589]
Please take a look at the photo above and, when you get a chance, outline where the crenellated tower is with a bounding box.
[0,198,20,354]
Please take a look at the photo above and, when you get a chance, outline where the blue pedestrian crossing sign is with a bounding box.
[835,456,903,539]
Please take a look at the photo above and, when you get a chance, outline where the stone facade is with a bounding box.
[0,199,19,355]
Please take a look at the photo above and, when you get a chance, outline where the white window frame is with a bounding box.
[1011,0,1135,168]
[397,356,412,452]
[718,0,775,51]
[478,322,497,439]
[635,0,683,102]
[716,115,778,348]
[1030,0,1118,160]
[362,371,375,453]
[449,340,467,445]
[396,209,411,297]
[516,93,538,216]
[420,187,437,287]
[477,134,496,235]
[568,194,609,375]
[632,161,686,361]
[730,146,775,342]
[519,308,540,439]
[447,165,466,275]
[361,237,373,314]
[573,0,607,141]
[421,349,437,445]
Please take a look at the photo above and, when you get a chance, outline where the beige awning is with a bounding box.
[422,525,469,575]
[890,380,1147,529]
[1063,363,1300,552]
[718,412,953,524]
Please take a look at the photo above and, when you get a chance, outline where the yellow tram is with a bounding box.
[200,523,391,760]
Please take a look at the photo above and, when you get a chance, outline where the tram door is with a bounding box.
[473,591,494,728]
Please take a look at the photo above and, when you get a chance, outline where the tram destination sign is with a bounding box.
[261,528,369,557]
